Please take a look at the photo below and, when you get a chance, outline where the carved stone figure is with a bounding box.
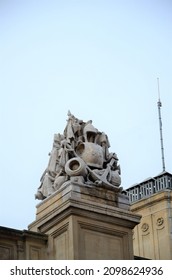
[35,112,122,200]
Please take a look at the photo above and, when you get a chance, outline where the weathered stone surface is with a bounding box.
[35,111,122,200]
[0,226,47,260]
[29,182,141,259]
[1,113,142,260]
[131,189,172,260]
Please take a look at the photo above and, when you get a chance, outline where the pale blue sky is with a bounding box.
[0,0,172,230]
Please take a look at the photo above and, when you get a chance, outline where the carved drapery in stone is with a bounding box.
[35,112,122,200]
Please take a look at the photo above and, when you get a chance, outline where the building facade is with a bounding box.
[125,171,172,260]
[0,226,47,260]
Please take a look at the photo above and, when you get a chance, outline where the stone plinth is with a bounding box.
[29,182,141,259]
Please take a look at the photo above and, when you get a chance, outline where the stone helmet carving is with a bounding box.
[83,121,98,143]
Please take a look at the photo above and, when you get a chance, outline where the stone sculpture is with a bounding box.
[35,111,122,200]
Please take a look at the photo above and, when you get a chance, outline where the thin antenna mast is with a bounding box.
[157,78,166,171]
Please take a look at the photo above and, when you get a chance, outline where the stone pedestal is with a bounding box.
[29,181,141,259]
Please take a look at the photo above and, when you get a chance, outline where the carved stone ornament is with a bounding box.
[141,223,149,232]
[35,111,122,200]
[156,217,164,226]
[17,241,24,253]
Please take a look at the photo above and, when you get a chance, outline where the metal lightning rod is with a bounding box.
[157,78,166,172]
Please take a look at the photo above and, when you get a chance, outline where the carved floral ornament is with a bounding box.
[141,218,164,232]
[141,223,149,232]
[156,217,164,226]
[35,111,122,200]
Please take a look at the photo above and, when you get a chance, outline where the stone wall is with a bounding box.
[131,189,172,260]
[0,226,47,260]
